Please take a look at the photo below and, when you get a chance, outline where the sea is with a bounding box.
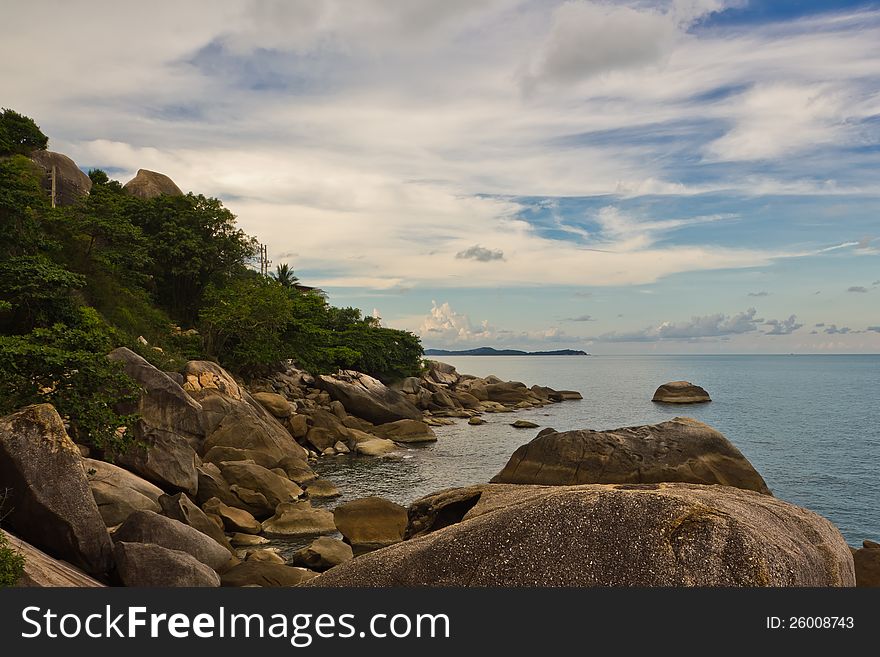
[314,354,879,546]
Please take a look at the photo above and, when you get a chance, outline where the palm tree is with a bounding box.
[273,263,299,287]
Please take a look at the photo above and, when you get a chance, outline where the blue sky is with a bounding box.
[3,0,879,352]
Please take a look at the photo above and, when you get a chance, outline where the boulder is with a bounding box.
[852,542,880,587]
[276,456,318,485]
[309,483,854,587]
[511,419,539,429]
[370,419,436,443]
[484,382,534,405]
[291,537,353,571]
[399,377,422,394]
[0,404,113,577]
[425,361,459,386]
[230,533,268,547]
[454,391,482,409]
[122,169,183,198]
[305,479,341,499]
[306,427,343,452]
[261,501,336,537]
[333,496,407,552]
[113,510,232,571]
[468,417,486,425]
[84,458,164,526]
[316,371,421,424]
[114,542,220,587]
[245,548,285,565]
[202,497,262,534]
[195,464,242,508]
[491,417,770,494]
[652,381,711,404]
[355,438,400,457]
[116,425,199,495]
[219,461,303,511]
[158,493,234,552]
[252,391,294,418]
[220,562,318,587]
[29,150,92,205]
[107,348,205,442]
[287,414,309,439]
[201,445,277,469]
[1,529,105,587]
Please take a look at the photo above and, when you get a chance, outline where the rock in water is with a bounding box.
[220,562,318,587]
[511,420,539,429]
[491,417,770,494]
[29,150,92,205]
[0,405,113,577]
[84,458,164,526]
[333,497,407,552]
[114,542,220,587]
[123,169,183,198]
[652,381,711,403]
[261,501,336,537]
[317,371,421,424]
[308,483,854,587]
[852,542,880,587]
[290,537,353,571]
[369,419,436,443]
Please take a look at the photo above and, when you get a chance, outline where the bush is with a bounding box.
[0,493,26,587]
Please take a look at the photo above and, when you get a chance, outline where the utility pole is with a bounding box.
[50,165,57,208]
[259,244,272,278]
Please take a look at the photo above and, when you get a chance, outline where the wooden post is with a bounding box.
[50,165,57,208]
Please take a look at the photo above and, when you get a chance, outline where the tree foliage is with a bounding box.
[0,108,48,156]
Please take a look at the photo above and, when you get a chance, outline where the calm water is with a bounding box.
[315,355,880,545]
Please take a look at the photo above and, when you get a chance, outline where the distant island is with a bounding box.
[425,347,589,356]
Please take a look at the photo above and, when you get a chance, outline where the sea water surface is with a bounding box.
[315,355,879,545]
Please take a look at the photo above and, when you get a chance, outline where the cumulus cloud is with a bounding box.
[455,245,505,262]
[847,286,868,293]
[593,307,762,342]
[747,291,769,297]
[763,315,803,335]
[565,314,595,322]
[824,324,851,334]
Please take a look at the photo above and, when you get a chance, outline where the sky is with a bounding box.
[2,0,879,353]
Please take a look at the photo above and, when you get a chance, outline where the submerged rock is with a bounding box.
[652,381,711,404]
[309,483,854,587]
[491,417,770,494]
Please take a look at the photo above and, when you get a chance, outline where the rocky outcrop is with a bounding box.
[252,392,294,418]
[0,405,113,578]
[122,169,183,199]
[491,417,770,494]
[113,510,231,571]
[852,541,880,587]
[114,542,220,587]
[317,371,421,424]
[202,497,262,534]
[309,483,854,587]
[290,537,353,571]
[333,497,407,552]
[652,381,711,404]
[116,428,199,496]
[158,493,234,552]
[220,562,318,587]
[1,529,105,587]
[84,458,164,526]
[260,501,336,537]
[29,150,92,205]
[218,461,303,516]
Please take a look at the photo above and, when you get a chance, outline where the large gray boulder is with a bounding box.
[114,542,220,587]
[122,169,183,198]
[309,483,855,587]
[491,417,770,494]
[316,371,421,424]
[113,510,232,571]
[29,150,92,205]
[116,426,199,495]
[0,405,113,577]
[84,458,164,526]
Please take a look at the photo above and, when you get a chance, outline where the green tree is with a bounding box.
[273,263,299,287]
[128,194,258,323]
[0,109,48,156]
[0,308,139,454]
[199,276,294,370]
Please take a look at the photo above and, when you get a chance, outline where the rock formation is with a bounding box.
[122,169,183,198]
[652,381,711,403]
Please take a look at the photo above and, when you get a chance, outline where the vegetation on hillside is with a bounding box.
[0,110,423,452]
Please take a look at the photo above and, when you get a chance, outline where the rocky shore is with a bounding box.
[0,354,585,587]
[1,356,876,588]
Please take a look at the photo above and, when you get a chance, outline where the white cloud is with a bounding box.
[593,307,763,342]
[763,315,803,335]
